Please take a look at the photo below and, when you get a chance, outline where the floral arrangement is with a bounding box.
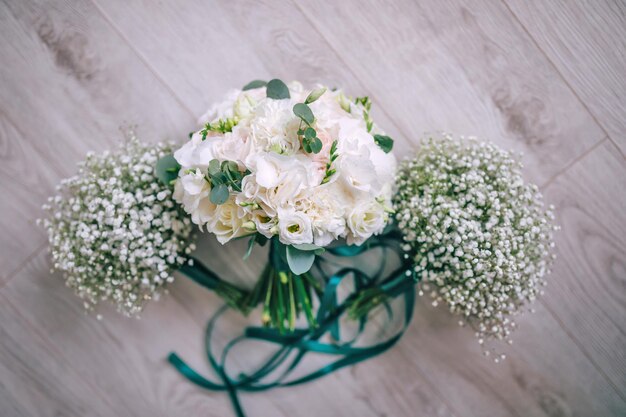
[39,135,195,316]
[41,79,558,416]
[395,134,557,359]
[173,79,395,247]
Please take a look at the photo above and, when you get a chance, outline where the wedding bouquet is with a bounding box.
[41,79,558,416]
[170,79,397,331]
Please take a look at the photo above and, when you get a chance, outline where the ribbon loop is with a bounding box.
[170,234,416,417]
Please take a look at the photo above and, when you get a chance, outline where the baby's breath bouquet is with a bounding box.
[395,134,557,359]
[40,133,255,317]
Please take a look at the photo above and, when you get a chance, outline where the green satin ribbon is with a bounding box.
[169,232,416,417]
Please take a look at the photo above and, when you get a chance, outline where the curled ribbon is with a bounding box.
[169,231,416,417]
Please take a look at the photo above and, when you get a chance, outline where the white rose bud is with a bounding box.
[346,201,387,245]
[209,199,249,244]
[277,208,313,245]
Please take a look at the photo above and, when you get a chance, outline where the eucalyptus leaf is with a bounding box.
[286,245,316,275]
[293,103,314,125]
[155,154,180,186]
[304,87,326,104]
[293,243,323,251]
[210,184,229,205]
[222,160,239,174]
[208,159,221,176]
[266,79,290,99]
[304,127,316,140]
[310,137,323,154]
[242,80,267,91]
[373,134,394,153]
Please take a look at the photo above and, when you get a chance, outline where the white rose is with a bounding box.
[174,133,220,169]
[180,168,207,195]
[304,187,347,246]
[208,198,249,244]
[211,126,254,168]
[233,88,265,120]
[173,170,219,229]
[251,211,277,239]
[198,89,240,125]
[346,200,387,245]
[336,148,381,198]
[277,208,313,245]
[248,153,314,209]
[250,100,300,155]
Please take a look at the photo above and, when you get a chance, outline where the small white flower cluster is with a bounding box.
[173,81,396,247]
[395,134,557,356]
[40,135,195,317]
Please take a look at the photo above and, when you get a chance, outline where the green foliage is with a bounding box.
[337,92,352,113]
[266,79,290,99]
[304,87,326,104]
[293,102,323,154]
[286,245,316,275]
[242,79,267,91]
[293,103,315,125]
[321,140,339,184]
[199,118,238,139]
[206,159,250,204]
[210,184,229,205]
[373,134,394,153]
[355,96,374,132]
[155,154,180,186]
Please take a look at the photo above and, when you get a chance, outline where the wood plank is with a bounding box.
[91,0,413,156]
[292,0,605,185]
[73,0,622,414]
[0,293,116,417]
[2,252,258,417]
[401,297,625,416]
[505,0,626,154]
[541,139,626,393]
[3,247,456,417]
[0,0,194,277]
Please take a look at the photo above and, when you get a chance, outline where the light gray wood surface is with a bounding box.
[1,0,624,416]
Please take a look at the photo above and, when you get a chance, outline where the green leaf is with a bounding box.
[293,243,323,251]
[304,127,316,140]
[210,184,229,204]
[242,79,267,91]
[302,140,312,153]
[310,137,323,154]
[266,79,290,99]
[373,134,394,153]
[305,87,327,104]
[293,103,314,125]
[286,245,316,275]
[330,141,337,154]
[155,154,180,186]
[243,235,256,260]
[208,159,221,177]
[222,160,239,174]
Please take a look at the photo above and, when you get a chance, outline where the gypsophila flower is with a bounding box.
[39,134,195,316]
[395,134,557,357]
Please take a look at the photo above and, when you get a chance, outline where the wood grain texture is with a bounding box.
[541,139,626,393]
[505,0,626,155]
[0,294,116,417]
[0,0,194,277]
[92,0,414,156]
[1,249,455,417]
[0,0,625,415]
[293,0,606,186]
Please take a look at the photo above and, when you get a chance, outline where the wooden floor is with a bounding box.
[1,0,625,416]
